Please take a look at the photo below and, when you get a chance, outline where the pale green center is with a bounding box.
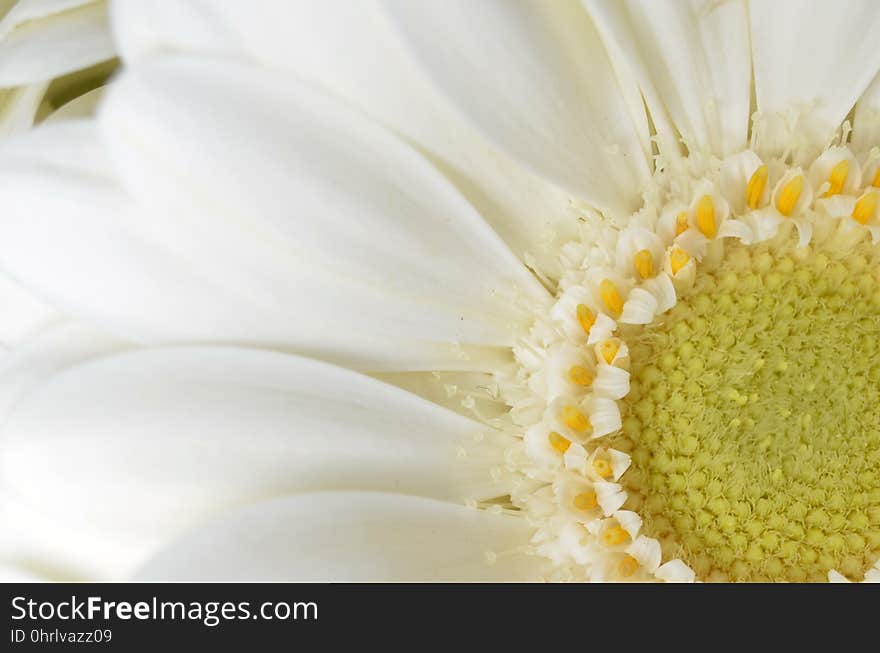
[615,241,880,582]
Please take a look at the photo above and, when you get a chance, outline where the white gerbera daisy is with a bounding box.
[0,0,879,583]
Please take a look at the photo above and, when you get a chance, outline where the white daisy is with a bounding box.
[1,0,879,583]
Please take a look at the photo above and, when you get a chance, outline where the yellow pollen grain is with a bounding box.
[776,175,803,216]
[852,191,877,225]
[548,431,571,454]
[568,365,594,387]
[696,195,716,238]
[599,340,620,364]
[675,211,689,236]
[576,304,596,335]
[824,159,850,198]
[872,166,880,188]
[562,405,591,432]
[670,248,691,276]
[593,458,613,479]
[599,279,623,315]
[573,491,598,511]
[602,526,630,547]
[746,165,768,210]
[618,554,640,577]
[634,249,654,279]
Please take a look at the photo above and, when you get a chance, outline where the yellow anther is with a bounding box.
[872,166,880,188]
[593,458,613,479]
[599,340,620,365]
[675,211,689,236]
[548,431,571,454]
[824,159,850,197]
[776,175,803,216]
[618,554,640,578]
[634,249,654,279]
[852,191,878,225]
[599,279,623,315]
[602,525,631,547]
[573,491,598,511]
[568,365,594,387]
[746,165,768,210]
[670,248,691,276]
[576,304,596,335]
[562,405,591,432]
[696,195,716,238]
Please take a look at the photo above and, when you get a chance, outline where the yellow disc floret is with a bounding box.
[599,279,624,316]
[776,175,804,216]
[746,165,768,209]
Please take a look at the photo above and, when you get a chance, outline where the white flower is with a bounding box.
[1,0,880,583]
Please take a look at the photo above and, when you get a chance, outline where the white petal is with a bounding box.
[44,85,104,122]
[100,56,547,363]
[749,0,880,151]
[827,570,852,583]
[655,559,696,583]
[0,81,47,136]
[627,535,662,573]
[853,70,880,151]
[109,0,577,277]
[135,492,547,581]
[383,0,651,215]
[1,347,503,539]
[0,0,114,86]
[594,363,631,400]
[0,272,58,347]
[588,397,623,439]
[0,320,126,421]
[619,287,658,325]
[0,65,544,372]
[717,218,754,244]
[1,487,152,581]
[584,0,751,156]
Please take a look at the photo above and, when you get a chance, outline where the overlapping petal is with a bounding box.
[136,492,547,581]
[0,347,506,540]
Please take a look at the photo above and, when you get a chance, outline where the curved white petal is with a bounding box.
[749,0,880,151]
[44,85,103,122]
[0,0,114,86]
[0,272,58,347]
[135,492,547,581]
[0,320,126,421]
[0,81,47,136]
[0,60,545,371]
[583,0,751,156]
[383,0,651,215]
[109,0,577,276]
[853,70,880,151]
[1,488,151,581]
[1,347,506,539]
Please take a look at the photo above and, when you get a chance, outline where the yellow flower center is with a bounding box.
[614,241,880,582]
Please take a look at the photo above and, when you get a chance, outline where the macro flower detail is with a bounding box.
[0,0,879,584]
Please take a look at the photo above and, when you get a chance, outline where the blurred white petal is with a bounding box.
[136,492,547,581]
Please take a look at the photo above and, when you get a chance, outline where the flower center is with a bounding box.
[613,240,880,582]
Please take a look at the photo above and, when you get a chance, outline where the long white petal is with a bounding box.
[749,0,880,149]
[0,0,114,86]
[0,66,543,371]
[0,320,126,420]
[135,492,547,581]
[584,0,750,156]
[853,70,880,151]
[383,0,651,216]
[109,0,577,275]
[1,347,504,539]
